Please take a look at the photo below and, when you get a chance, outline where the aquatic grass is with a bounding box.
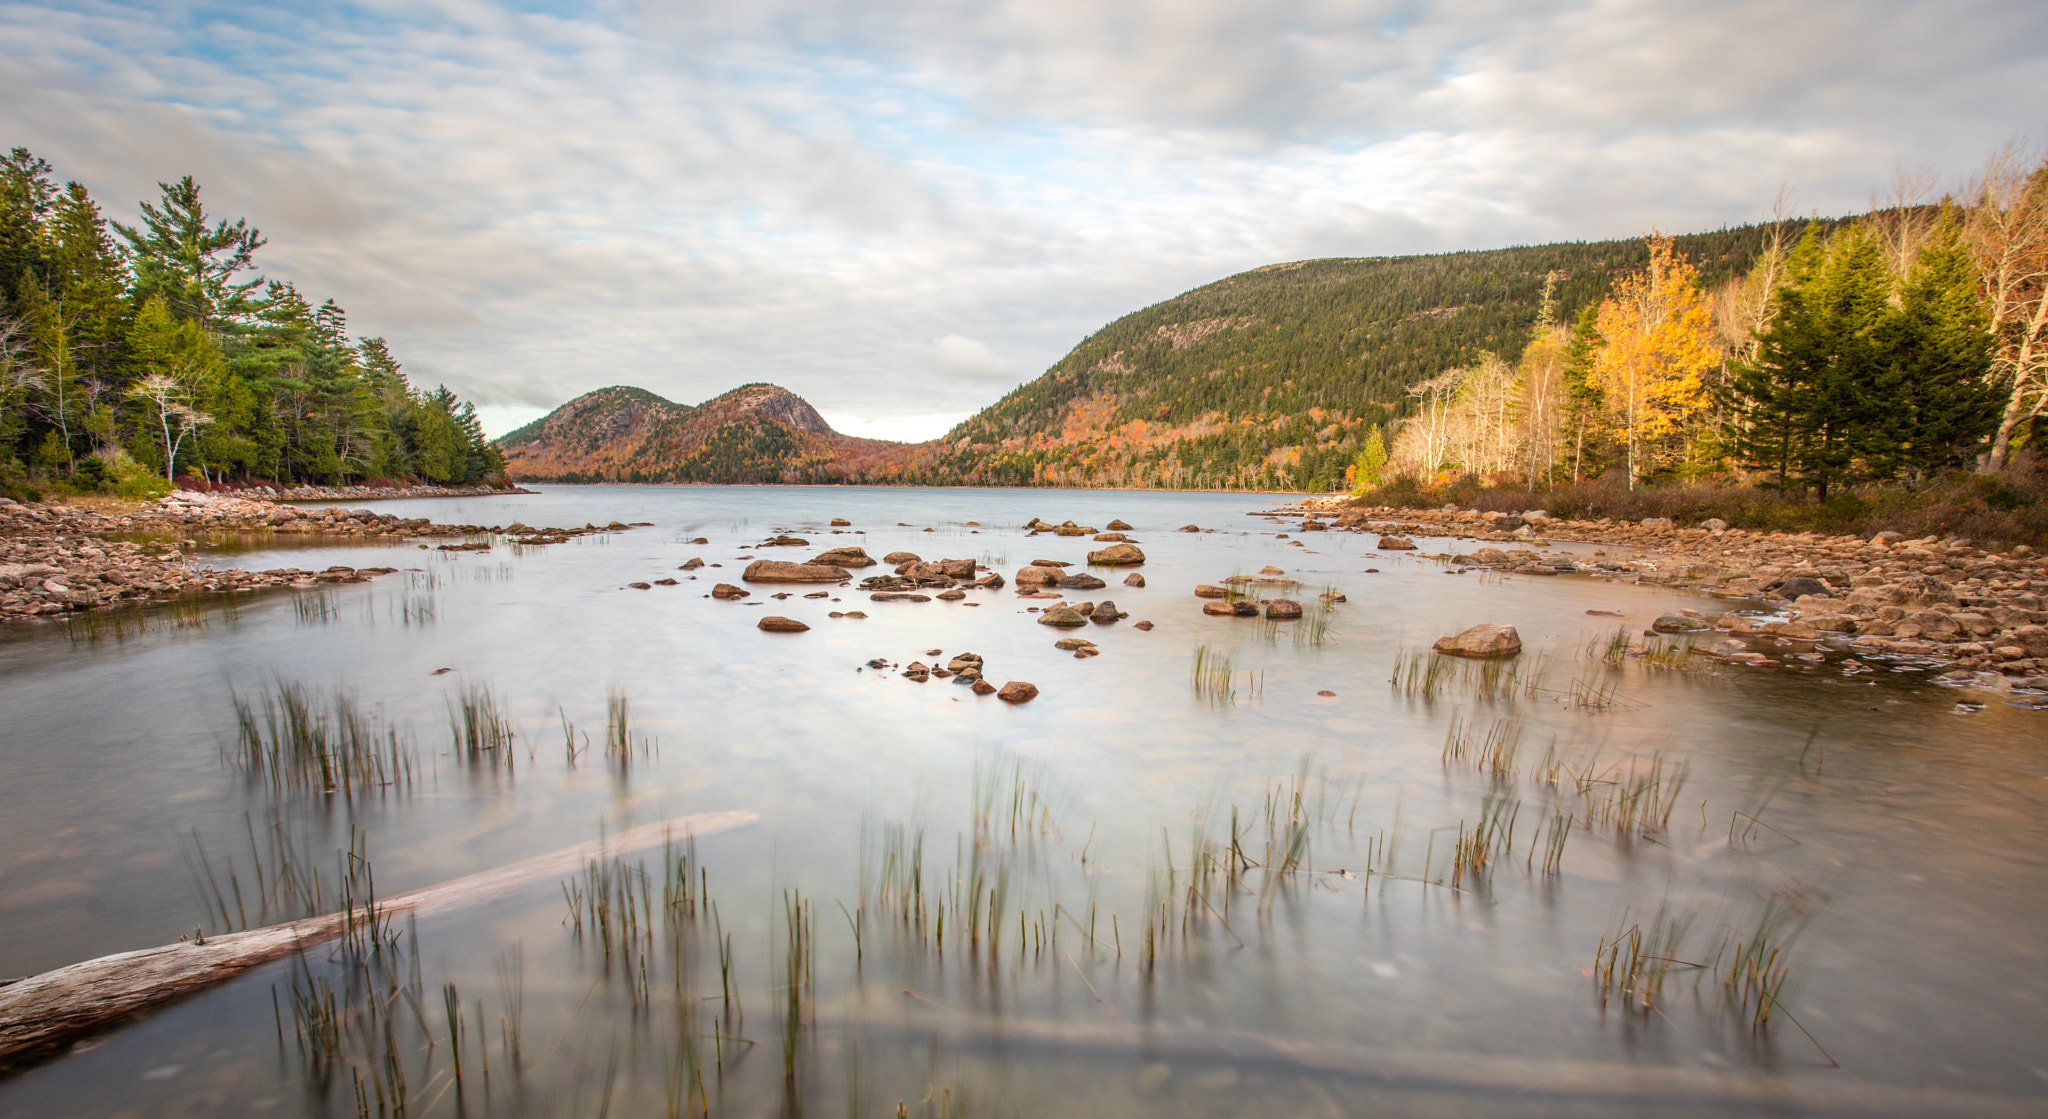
[1441,711,1522,777]
[1449,795,1519,891]
[294,592,337,624]
[1191,645,1238,705]
[1570,752,1689,838]
[229,678,419,797]
[448,682,515,768]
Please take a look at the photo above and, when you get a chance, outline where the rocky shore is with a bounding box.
[1268,499,2048,686]
[0,490,640,622]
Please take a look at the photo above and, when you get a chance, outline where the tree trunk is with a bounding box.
[0,810,755,1066]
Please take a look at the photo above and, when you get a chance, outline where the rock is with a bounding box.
[1053,636,1096,650]
[1179,524,1201,532]
[938,558,976,578]
[1870,530,1904,545]
[680,557,705,570]
[1087,543,1146,565]
[1319,591,1346,603]
[1202,600,1237,616]
[628,581,652,590]
[946,653,984,671]
[1377,536,1416,550]
[1701,518,1728,532]
[1029,559,1071,567]
[1640,517,1674,528]
[971,680,998,695]
[1015,566,1059,588]
[1232,601,1260,617]
[1092,533,1128,542]
[1059,572,1108,590]
[689,537,710,545]
[1263,599,1303,619]
[1772,576,1832,600]
[1193,584,1227,598]
[809,546,876,567]
[996,681,1039,703]
[655,578,678,586]
[1133,620,1154,630]
[1259,566,1285,575]
[1070,601,1096,617]
[1651,613,1709,633]
[883,551,920,564]
[830,517,851,526]
[744,559,852,583]
[1433,623,1523,658]
[1090,599,1125,622]
[1122,572,1146,588]
[1037,606,1088,626]
[712,583,749,599]
[757,616,810,632]
[870,592,932,603]
[1107,519,1133,531]
[763,535,810,547]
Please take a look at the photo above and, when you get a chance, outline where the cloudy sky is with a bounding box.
[4,1,2044,439]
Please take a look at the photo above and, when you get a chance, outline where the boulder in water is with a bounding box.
[1433,623,1522,658]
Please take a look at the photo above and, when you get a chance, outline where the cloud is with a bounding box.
[2,0,2044,439]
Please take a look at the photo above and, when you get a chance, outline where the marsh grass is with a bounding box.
[449,682,515,768]
[230,678,419,797]
[1570,752,1689,837]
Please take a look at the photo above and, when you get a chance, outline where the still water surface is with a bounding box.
[1,486,2044,1117]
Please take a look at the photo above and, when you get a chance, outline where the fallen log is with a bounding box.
[0,810,756,1067]
[849,1001,2046,1118]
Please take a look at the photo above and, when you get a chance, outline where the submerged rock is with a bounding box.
[1087,543,1145,566]
[1053,636,1096,650]
[1059,573,1108,590]
[757,616,809,632]
[1651,613,1710,633]
[744,559,852,583]
[1037,606,1088,627]
[1377,536,1417,550]
[809,546,876,567]
[1433,623,1522,658]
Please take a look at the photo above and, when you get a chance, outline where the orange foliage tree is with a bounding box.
[1592,233,1720,486]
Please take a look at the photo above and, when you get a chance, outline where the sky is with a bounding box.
[4,1,2044,440]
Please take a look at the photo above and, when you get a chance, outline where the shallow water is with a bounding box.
[2,485,2045,1117]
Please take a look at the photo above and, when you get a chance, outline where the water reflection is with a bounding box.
[1,486,2044,1115]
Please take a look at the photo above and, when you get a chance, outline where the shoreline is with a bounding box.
[0,490,635,622]
[1261,500,2048,693]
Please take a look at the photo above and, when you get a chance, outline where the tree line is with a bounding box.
[1374,145,2048,496]
[0,147,504,499]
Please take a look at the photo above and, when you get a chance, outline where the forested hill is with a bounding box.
[501,217,1854,490]
[499,382,924,484]
[922,219,1851,492]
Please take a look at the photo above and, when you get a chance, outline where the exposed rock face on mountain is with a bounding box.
[500,383,914,484]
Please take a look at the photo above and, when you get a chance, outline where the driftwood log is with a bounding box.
[0,810,756,1067]
[855,1003,2045,1118]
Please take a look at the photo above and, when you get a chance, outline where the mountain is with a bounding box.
[502,218,1848,489]
[499,383,922,484]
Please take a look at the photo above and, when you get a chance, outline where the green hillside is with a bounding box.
[929,219,1852,491]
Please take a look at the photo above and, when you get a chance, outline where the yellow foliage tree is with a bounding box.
[1592,234,1720,485]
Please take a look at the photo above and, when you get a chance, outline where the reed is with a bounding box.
[229,678,419,797]
[1191,645,1237,705]
[448,682,515,767]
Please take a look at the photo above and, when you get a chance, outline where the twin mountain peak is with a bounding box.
[497,219,1822,490]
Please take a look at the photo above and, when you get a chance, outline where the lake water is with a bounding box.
[2,485,2045,1117]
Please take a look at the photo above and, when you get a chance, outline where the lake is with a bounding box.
[1,485,2044,1117]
